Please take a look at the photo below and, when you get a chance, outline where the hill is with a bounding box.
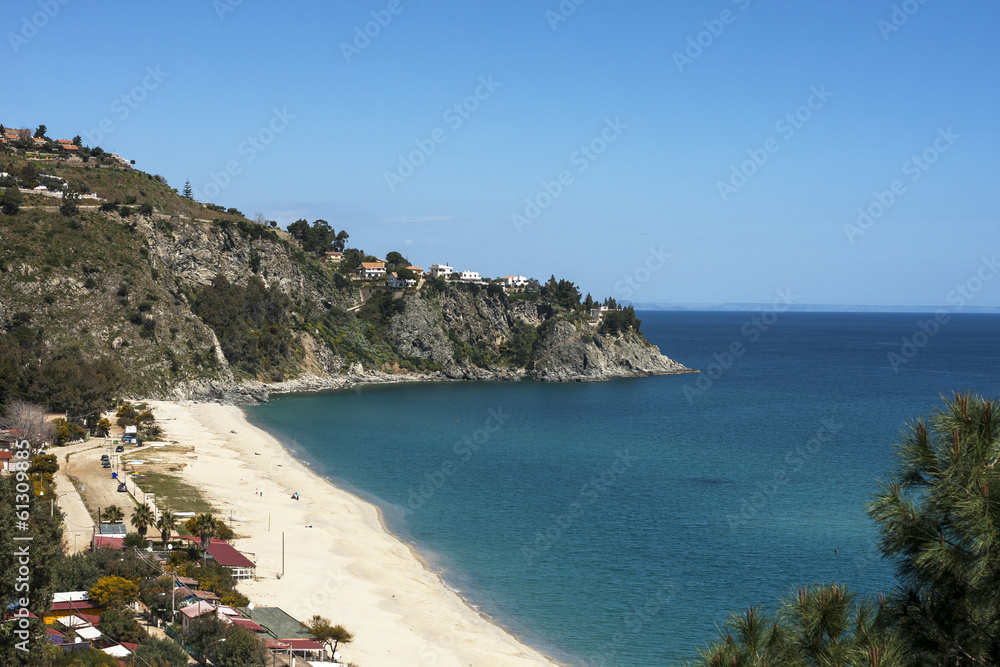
[0,133,692,414]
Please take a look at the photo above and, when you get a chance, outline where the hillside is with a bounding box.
[0,136,692,412]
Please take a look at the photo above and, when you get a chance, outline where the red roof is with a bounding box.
[50,600,101,613]
[184,538,256,569]
[62,145,79,150]
[230,617,267,633]
[92,536,125,550]
[0,451,12,460]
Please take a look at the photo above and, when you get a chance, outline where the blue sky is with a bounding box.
[3,0,998,307]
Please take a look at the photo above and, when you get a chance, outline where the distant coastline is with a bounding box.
[631,303,1000,314]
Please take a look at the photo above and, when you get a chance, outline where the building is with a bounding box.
[0,450,11,473]
[204,540,256,580]
[459,271,482,284]
[589,306,610,324]
[407,266,424,276]
[429,264,453,279]
[324,251,343,263]
[502,275,529,288]
[179,600,216,634]
[356,262,386,279]
[44,593,102,625]
[387,272,417,289]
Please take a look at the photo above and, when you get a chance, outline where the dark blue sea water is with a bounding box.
[245,312,999,665]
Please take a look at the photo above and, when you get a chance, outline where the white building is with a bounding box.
[356,262,386,279]
[429,264,453,279]
[387,272,417,288]
[502,275,529,288]
[459,271,482,283]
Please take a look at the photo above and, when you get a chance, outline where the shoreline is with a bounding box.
[148,399,564,667]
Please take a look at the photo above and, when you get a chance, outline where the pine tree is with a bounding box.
[182,179,193,199]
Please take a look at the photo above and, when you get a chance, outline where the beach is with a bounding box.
[147,400,560,667]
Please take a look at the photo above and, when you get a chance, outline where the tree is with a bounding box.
[133,637,189,667]
[96,417,111,436]
[188,613,228,665]
[182,180,193,198]
[868,393,1000,665]
[60,190,80,216]
[385,251,407,267]
[130,503,155,538]
[0,399,55,453]
[334,229,349,251]
[189,513,218,555]
[102,505,124,524]
[72,135,81,146]
[307,616,354,656]
[139,201,154,216]
[99,605,146,644]
[692,586,906,667]
[1,186,22,215]
[33,124,46,139]
[215,625,268,667]
[156,510,176,546]
[88,575,139,608]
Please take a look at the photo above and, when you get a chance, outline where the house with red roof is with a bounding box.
[0,450,12,473]
[356,262,387,279]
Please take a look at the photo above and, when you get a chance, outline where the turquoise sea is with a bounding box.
[245,312,1000,665]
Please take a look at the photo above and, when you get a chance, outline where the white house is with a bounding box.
[502,275,529,288]
[356,262,386,279]
[324,251,343,263]
[459,271,482,283]
[589,306,610,324]
[387,272,417,288]
[429,264,453,279]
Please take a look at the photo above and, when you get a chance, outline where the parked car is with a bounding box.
[102,461,111,468]
[116,482,127,492]
[115,445,124,453]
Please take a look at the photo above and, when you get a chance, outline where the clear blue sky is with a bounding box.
[4,0,998,307]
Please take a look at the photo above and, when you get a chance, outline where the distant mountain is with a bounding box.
[631,303,1000,314]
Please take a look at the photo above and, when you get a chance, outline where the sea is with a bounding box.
[244,311,1000,665]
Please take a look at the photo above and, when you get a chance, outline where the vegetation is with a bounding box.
[307,615,355,655]
[88,575,139,608]
[692,393,1000,666]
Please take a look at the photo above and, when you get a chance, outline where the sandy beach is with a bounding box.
[147,400,560,667]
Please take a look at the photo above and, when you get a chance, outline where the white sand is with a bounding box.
[148,400,560,667]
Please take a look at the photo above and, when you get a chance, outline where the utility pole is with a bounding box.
[282,532,285,578]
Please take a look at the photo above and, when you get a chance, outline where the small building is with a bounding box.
[324,251,343,263]
[205,540,257,580]
[429,264,453,279]
[61,144,79,152]
[44,593,102,625]
[502,275,529,288]
[589,307,610,324]
[386,272,416,289]
[0,450,11,473]
[179,600,216,634]
[459,271,482,284]
[407,266,424,276]
[356,262,386,279]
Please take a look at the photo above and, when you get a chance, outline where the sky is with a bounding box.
[3,0,998,308]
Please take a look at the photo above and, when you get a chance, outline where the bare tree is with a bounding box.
[0,400,56,453]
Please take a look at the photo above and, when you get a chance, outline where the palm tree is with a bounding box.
[103,505,124,524]
[130,503,154,538]
[155,510,176,546]
[868,393,1000,665]
[190,513,218,556]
